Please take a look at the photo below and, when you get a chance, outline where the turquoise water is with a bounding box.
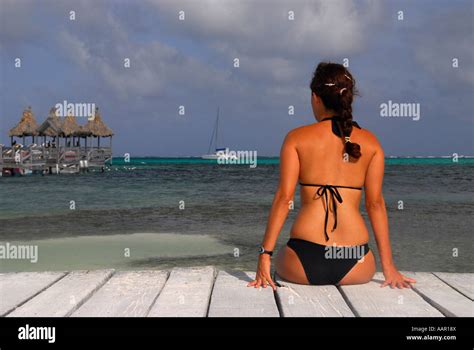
[0,157,472,273]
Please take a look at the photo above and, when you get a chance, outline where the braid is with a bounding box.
[310,62,362,160]
[339,81,361,159]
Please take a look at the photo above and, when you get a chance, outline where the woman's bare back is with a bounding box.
[290,119,379,246]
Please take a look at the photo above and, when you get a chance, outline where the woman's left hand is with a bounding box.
[381,265,416,289]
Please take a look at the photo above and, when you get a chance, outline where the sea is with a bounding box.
[0,157,472,273]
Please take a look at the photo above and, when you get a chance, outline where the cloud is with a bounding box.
[1,0,384,104]
[57,31,92,68]
[139,0,383,103]
[0,0,44,51]
[1,0,472,155]
[56,20,232,101]
[146,0,383,58]
[413,6,474,87]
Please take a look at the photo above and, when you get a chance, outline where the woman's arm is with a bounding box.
[262,131,300,251]
[364,141,416,289]
[247,130,299,290]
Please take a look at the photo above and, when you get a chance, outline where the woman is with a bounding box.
[248,62,416,290]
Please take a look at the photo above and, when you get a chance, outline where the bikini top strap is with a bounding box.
[320,116,361,137]
[299,182,363,190]
[332,184,363,190]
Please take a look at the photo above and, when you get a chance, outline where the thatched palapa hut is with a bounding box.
[37,107,63,143]
[3,105,114,174]
[61,114,82,147]
[8,106,39,145]
[62,114,80,136]
[85,107,113,147]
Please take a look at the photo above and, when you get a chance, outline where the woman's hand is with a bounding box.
[381,265,416,289]
[247,254,277,291]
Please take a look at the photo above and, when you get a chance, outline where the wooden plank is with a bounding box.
[72,270,168,317]
[0,271,66,316]
[208,270,279,317]
[148,266,215,317]
[275,275,354,317]
[433,272,473,300]
[340,273,444,317]
[7,270,114,317]
[405,272,473,317]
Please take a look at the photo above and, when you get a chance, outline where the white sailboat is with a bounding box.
[201,107,237,161]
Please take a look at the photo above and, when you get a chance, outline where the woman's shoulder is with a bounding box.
[285,121,383,151]
[287,121,377,138]
[286,123,319,136]
[282,124,320,146]
[353,126,384,161]
[356,127,382,147]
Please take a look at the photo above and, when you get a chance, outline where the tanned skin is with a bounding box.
[248,92,416,290]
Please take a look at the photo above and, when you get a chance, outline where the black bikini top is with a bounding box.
[320,115,362,137]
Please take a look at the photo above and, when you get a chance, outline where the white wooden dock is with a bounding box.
[1,267,472,317]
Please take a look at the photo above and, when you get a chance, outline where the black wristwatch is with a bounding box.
[258,246,273,256]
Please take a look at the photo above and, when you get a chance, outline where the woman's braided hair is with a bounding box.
[310,62,361,159]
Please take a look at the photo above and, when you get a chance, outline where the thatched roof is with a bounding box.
[9,106,113,138]
[37,107,63,137]
[62,114,81,136]
[9,106,39,137]
[75,124,92,137]
[86,108,113,137]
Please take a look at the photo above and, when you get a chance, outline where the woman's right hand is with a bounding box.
[247,254,277,290]
[381,265,416,289]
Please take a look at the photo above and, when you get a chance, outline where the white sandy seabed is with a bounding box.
[0,233,234,272]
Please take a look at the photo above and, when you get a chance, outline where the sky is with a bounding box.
[0,0,473,157]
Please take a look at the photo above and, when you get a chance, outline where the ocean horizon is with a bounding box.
[108,156,474,165]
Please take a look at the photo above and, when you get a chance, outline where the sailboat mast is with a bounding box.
[206,107,220,154]
[215,106,219,150]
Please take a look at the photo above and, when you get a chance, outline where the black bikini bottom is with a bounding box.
[287,238,370,285]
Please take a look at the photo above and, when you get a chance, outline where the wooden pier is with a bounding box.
[1,267,472,317]
[0,145,112,175]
